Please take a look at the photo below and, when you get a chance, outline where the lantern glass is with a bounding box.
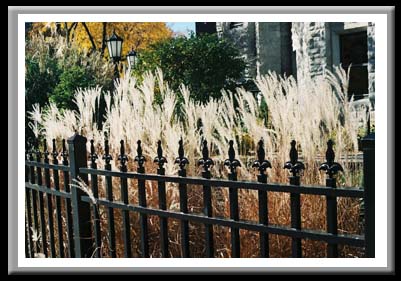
[106,32,123,61]
[127,49,137,69]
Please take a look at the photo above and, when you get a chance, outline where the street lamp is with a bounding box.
[127,47,137,70]
[106,31,123,63]
[106,31,123,78]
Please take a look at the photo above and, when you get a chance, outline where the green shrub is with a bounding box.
[134,33,246,104]
[51,65,96,109]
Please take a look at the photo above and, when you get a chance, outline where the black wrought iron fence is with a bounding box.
[24,133,375,258]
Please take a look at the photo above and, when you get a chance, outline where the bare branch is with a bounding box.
[82,22,97,51]
[101,22,107,56]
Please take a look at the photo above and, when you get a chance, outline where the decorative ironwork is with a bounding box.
[118,140,128,170]
[43,139,49,162]
[102,139,112,165]
[284,140,305,177]
[61,139,68,164]
[175,137,189,170]
[224,140,241,173]
[154,140,167,169]
[134,140,146,169]
[252,138,272,174]
[319,140,344,178]
[89,140,98,165]
[197,140,214,172]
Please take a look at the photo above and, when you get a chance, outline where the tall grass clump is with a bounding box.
[28,67,366,258]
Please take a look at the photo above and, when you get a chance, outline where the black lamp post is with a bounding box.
[127,47,137,70]
[106,31,123,79]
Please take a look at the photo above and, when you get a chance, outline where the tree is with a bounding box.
[134,33,246,104]
[30,22,172,57]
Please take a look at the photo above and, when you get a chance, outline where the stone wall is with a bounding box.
[292,22,331,79]
[217,22,257,81]
[257,23,293,77]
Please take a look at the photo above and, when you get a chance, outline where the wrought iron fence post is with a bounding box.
[35,138,48,257]
[198,140,215,258]
[103,138,116,257]
[25,141,34,257]
[224,140,241,258]
[252,139,271,258]
[175,137,190,258]
[284,140,305,258]
[154,140,169,257]
[67,133,93,258]
[361,133,375,258]
[119,140,132,258]
[89,140,101,258]
[319,140,343,258]
[62,139,74,257]
[135,140,149,257]
[51,139,63,258]
[43,139,55,257]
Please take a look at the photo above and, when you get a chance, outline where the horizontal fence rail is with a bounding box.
[25,133,375,258]
[78,169,364,198]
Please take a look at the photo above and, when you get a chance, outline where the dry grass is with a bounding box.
[28,67,367,258]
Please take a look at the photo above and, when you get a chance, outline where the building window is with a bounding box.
[229,22,243,29]
[340,31,368,100]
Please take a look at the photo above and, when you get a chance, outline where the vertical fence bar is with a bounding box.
[252,139,271,258]
[175,138,190,258]
[326,178,338,258]
[89,140,101,258]
[290,177,302,257]
[25,211,30,258]
[198,140,214,258]
[62,139,74,257]
[29,147,40,255]
[52,140,64,257]
[319,140,343,258]
[118,140,132,258]
[362,133,375,258]
[103,139,116,258]
[67,133,93,258]
[43,140,55,257]
[224,140,241,258]
[35,139,48,257]
[284,140,305,258]
[154,141,169,257]
[25,149,34,258]
[135,140,149,258]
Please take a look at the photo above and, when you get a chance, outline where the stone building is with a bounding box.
[206,22,375,109]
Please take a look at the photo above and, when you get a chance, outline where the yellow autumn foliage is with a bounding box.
[30,22,172,57]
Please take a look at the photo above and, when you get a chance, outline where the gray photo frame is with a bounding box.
[8,6,394,274]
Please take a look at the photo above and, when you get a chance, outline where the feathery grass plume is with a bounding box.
[28,67,366,257]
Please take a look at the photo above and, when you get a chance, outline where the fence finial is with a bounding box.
[61,139,68,163]
[34,138,41,160]
[154,140,167,169]
[197,140,214,172]
[284,140,305,177]
[43,139,49,161]
[252,138,271,174]
[175,137,189,170]
[224,140,241,174]
[102,138,113,165]
[319,140,343,178]
[118,140,128,170]
[89,139,98,165]
[51,139,58,161]
[134,140,146,168]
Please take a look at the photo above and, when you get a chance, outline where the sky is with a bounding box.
[167,22,195,37]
